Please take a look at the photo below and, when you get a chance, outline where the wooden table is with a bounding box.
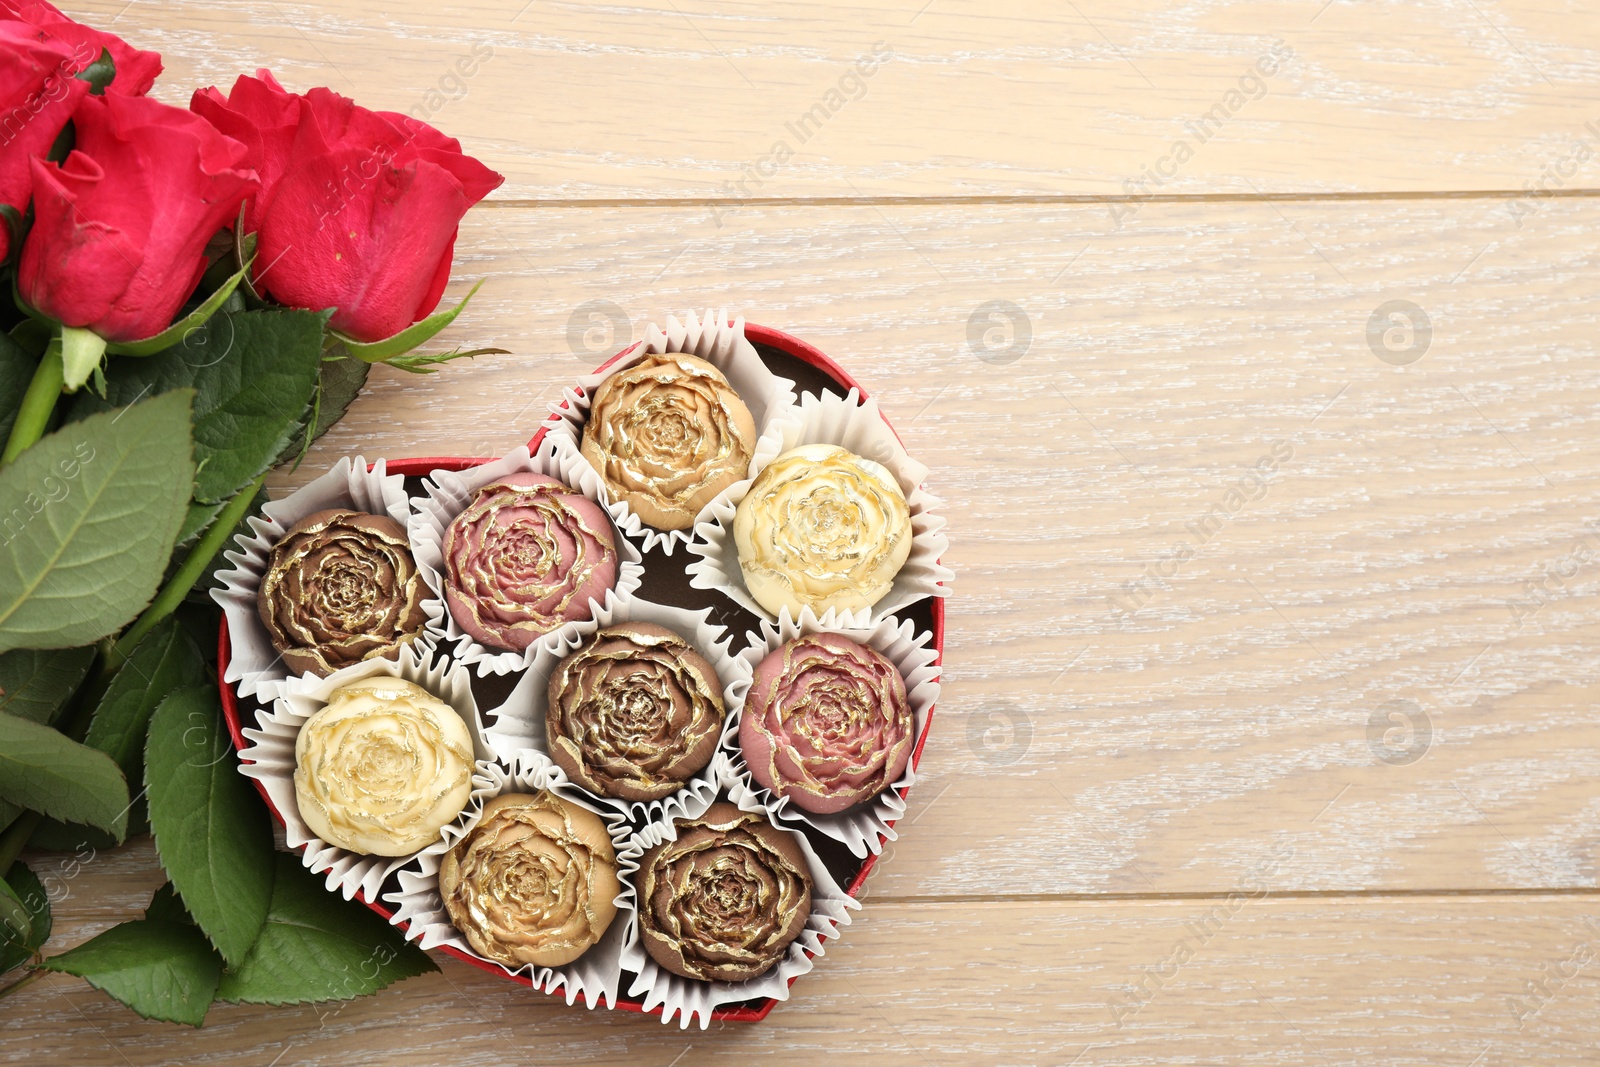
[11,2,1600,1063]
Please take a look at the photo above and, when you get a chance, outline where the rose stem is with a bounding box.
[0,967,45,1001]
[0,337,63,466]
[103,471,269,676]
[0,813,42,877]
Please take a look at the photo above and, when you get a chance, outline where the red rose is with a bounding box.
[0,0,161,96]
[188,69,298,235]
[191,73,503,342]
[18,93,258,342]
[0,19,87,261]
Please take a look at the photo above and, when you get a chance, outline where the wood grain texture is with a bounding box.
[14,3,1600,1061]
[9,839,1600,1065]
[273,196,1600,896]
[68,0,1600,199]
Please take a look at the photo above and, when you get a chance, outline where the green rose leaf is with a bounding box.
[313,354,370,441]
[144,686,272,968]
[143,883,194,926]
[76,618,206,839]
[217,852,437,1005]
[0,390,194,653]
[0,862,51,975]
[0,644,96,840]
[175,501,225,549]
[70,310,323,506]
[307,353,370,449]
[0,646,95,724]
[0,710,128,838]
[25,817,116,853]
[0,331,35,447]
[86,619,205,785]
[0,876,33,943]
[40,919,222,1026]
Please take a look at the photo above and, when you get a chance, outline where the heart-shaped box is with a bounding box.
[217,321,946,1022]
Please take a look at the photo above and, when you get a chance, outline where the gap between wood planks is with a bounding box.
[871,887,1600,906]
[474,188,1600,210]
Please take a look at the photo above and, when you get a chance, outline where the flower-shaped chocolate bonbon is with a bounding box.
[732,444,911,618]
[635,803,812,983]
[546,622,724,802]
[258,509,427,677]
[439,792,619,969]
[294,677,473,856]
[581,352,757,531]
[442,472,619,651]
[740,633,913,815]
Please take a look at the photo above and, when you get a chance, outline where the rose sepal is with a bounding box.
[232,204,270,308]
[331,278,485,365]
[379,346,508,375]
[76,47,116,96]
[0,204,22,264]
[10,273,48,326]
[102,256,253,358]
[59,326,108,393]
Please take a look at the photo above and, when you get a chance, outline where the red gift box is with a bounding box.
[217,321,946,1022]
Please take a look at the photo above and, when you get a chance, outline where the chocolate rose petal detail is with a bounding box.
[732,444,913,618]
[440,792,620,969]
[581,352,757,531]
[740,633,914,815]
[547,623,724,802]
[636,804,812,983]
[294,678,474,857]
[258,508,428,678]
[443,472,619,652]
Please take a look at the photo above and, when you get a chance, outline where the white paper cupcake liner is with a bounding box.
[408,444,645,678]
[618,778,858,1029]
[481,595,750,828]
[237,644,489,902]
[212,456,434,702]
[685,388,953,627]
[722,608,940,859]
[541,309,797,556]
[384,753,635,1009]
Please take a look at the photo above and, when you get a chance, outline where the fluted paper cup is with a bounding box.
[542,309,796,555]
[685,388,952,626]
[723,607,940,858]
[385,753,634,1008]
[213,456,432,702]
[408,444,644,678]
[481,595,749,828]
[238,644,487,902]
[617,778,858,1029]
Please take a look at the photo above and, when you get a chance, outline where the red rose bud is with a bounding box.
[18,93,257,343]
[0,19,88,261]
[191,73,503,343]
[188,70,299,235]
[0,0,161,96]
